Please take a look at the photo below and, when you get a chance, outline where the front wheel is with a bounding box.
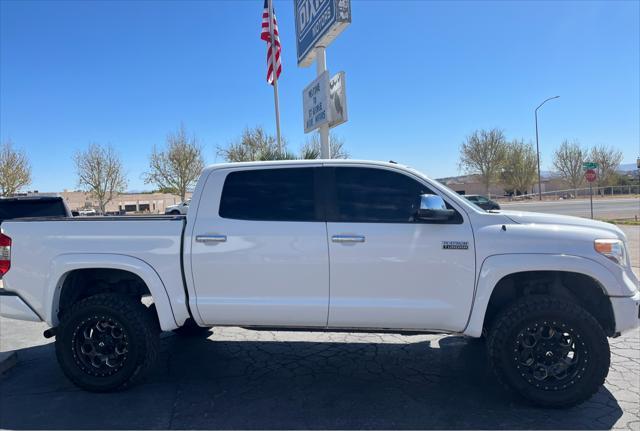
[55,293,159,392]
[487,296,610,408]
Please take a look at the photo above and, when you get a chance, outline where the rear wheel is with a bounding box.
[55,293,159,392]
[487,296,610,408]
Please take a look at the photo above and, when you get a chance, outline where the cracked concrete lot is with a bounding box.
[0,321,639,430]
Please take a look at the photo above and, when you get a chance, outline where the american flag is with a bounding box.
[261,0,281,85]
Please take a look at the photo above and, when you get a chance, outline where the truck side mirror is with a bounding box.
[416,194,455,221]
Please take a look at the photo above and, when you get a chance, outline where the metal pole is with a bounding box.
[273,78,282,155]
[534,96,560,201]
[589,182,594,219]
[315,46,331,159]
[268,0,282,155]
[535,109,541,201]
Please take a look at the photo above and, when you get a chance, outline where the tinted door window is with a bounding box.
[219,168,319,221]
[330,167,434,223]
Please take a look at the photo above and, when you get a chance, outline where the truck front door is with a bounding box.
[324,166,476,332]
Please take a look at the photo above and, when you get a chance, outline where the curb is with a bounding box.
[0,351,17,375]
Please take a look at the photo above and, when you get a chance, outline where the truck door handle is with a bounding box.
[332,235,365,243]
[195,234,227,243]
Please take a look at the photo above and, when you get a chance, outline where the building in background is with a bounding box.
[19,191,191,214]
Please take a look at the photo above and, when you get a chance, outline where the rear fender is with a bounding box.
[47,254,179,330]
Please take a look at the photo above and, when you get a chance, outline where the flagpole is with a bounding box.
[268,0,282,155]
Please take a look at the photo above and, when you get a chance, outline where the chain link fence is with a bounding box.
[496,184,640,201]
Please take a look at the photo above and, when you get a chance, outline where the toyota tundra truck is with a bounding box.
[1,160,638,407]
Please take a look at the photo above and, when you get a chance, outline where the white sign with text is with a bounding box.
[303,71,332,133]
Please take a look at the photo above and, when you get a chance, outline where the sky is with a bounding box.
[1,0,639,192]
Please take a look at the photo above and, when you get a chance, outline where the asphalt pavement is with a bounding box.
[500,197,639,220]
[0,321,638,430]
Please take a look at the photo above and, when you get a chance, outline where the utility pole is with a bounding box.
[315,46,331,159]
[534,95,560,200]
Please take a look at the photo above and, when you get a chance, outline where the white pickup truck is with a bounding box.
[1,160,638,407]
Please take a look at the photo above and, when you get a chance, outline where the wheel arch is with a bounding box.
[47,254,179,331]
[464,254,618,337]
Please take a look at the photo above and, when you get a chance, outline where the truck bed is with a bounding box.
[0,216,190,328]
[6,215,186,222]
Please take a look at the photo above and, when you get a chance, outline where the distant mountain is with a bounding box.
[618,163,638,172]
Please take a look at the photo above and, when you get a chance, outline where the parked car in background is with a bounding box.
[464,194,500,210]
[78,209,97,216]
[0,196,71,225]
[165,199,190,215]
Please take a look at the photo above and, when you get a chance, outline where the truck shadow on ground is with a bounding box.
[0,332,623,430]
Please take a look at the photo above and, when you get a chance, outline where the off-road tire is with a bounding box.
[173,318,212,337]
[55,293,159,392]
[487,296,610,408]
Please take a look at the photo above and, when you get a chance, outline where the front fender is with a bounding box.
[46,254,179,331]
[463,253,617,337]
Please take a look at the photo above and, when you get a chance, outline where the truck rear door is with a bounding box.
[189,166,329,327]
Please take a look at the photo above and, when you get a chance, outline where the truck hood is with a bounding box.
[498,210,626,241]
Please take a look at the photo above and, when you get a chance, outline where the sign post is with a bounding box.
[583,162,599,219]
[316,47,330,158]
[295,0,351,158]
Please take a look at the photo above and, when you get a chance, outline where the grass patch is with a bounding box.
[599,219,640,226]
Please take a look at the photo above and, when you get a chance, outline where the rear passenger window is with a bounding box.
[219,168,319,221]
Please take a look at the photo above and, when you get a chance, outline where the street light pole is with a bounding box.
[534,95,560,200]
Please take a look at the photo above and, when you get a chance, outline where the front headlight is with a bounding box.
[594,239,627,266]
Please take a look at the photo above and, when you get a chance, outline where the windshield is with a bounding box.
[0,199,68,222]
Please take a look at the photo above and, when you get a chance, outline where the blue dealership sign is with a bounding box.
[294,0,351,67]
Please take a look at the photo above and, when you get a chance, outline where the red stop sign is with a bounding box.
[585,169,597,182]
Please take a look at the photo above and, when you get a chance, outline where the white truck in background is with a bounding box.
[1,160,638,407]
[164,199,190,215]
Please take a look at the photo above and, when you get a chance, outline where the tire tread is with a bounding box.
[487,296,610,408]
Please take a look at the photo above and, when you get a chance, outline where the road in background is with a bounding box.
[500,197,639,219]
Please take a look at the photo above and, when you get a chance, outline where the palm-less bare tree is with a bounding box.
[74,143,127,214]
[145,125,205,201]
[0,140,31,197]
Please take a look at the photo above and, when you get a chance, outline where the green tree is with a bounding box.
[218,126,349,162]
[300,132,349,159]
[217,126,291,162]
